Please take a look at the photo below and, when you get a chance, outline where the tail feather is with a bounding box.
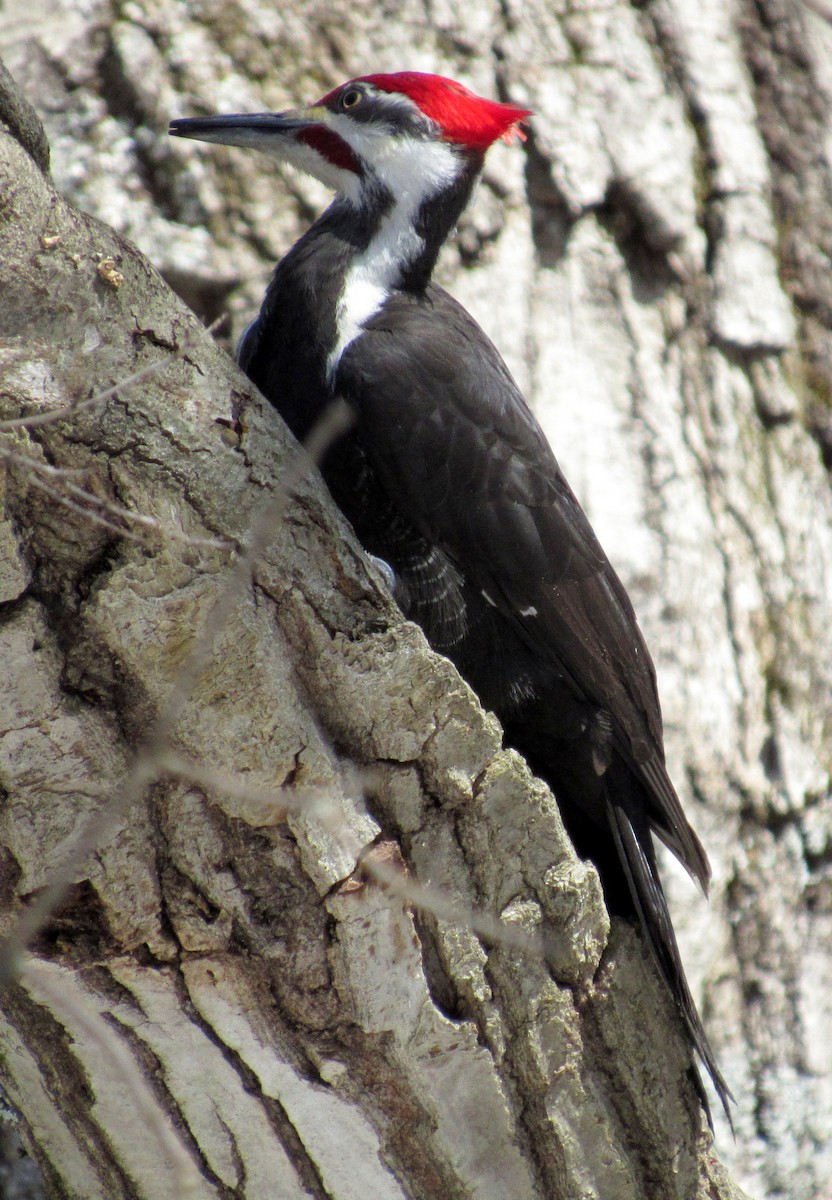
[639,756,711,895]
[606,795,734,1126]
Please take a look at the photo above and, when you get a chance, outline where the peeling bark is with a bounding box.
[1,1,830,1198]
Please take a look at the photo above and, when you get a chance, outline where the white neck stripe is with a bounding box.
[326,134,461,380]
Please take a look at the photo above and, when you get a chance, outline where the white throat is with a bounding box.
[326,132,461,381]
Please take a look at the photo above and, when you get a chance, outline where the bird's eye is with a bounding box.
[341,88,363,110]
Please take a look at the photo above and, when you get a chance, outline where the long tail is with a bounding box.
[606,794,734,1126]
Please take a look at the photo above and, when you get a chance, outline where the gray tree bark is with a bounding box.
[0,1,830,1198]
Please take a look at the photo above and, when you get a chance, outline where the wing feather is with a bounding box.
[337,286,698,870]
[326,280,728,1118]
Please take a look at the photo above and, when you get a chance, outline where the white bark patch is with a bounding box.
[0,1008,112,1200]
[326,864,539,1199]
[21,962,212,1199]
[182,959,411,1200]
[664,0,796,350]
[106,962,309,1196]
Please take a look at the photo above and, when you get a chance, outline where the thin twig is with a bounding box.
[357,850,549,959]
[157,749,345,819]
[159,749,552,962]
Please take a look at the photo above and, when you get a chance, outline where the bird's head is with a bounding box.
[169,72,532,207]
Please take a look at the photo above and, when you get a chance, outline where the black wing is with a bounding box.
[336,283,732,1119]
[337,284,707,884]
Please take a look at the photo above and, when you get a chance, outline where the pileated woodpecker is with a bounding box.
[170,71,731,1119]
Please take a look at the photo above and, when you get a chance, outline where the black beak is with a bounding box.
[169,111,312,148]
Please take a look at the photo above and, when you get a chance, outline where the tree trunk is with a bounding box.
[0,2,830,1198]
